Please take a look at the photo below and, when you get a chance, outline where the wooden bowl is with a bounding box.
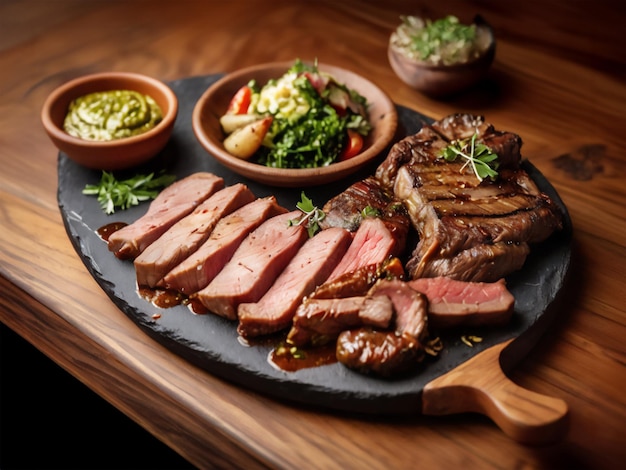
[388,18,496,96]
[192,62,398,187]
[41,72,178,171]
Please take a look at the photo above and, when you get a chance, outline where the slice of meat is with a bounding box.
[286,295,393,347]
[192,211,308,320]
[325,217,401,283]
[237,227,352,339]
[108,172,224,260]
[357,295,396,329]
[311,257,405,300]
[409,277,515,328]
[368,279,428,341]
[134,184,255,287]
[160,196,286,295]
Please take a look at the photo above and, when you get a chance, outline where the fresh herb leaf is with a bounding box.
[288,192,326,237]
[83,171,176,214]
[440,132,499,182]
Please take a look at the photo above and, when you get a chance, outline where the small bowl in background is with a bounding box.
[388,16,496,96]
[192,62,398,187]
[42,72,178,171]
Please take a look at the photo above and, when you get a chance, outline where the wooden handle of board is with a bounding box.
[422,339,569,445]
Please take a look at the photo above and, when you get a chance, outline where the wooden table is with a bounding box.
[1,0,625,468]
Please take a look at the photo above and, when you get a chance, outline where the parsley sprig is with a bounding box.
[83,171,176,214]
[440,132,499,182]
[288,192,325,237]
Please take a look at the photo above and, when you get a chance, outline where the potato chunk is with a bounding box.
[223,116,273,160]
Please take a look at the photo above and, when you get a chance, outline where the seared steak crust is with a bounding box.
[376,113,563,282]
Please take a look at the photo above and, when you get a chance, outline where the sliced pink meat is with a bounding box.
[108,172,224,260]
[160,196,286,295]
[192,211,308,320]
[325,217,398,282]
[408,277,514,328]
[368,279,428,341]
[237,227,352,338]
[133,184,255,288]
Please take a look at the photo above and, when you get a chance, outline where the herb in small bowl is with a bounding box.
[388,15,496,96]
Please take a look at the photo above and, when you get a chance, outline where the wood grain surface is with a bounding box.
[1,1,625,468]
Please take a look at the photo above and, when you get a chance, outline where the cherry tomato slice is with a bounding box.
[339,130,364,161]
[226,85,252,115]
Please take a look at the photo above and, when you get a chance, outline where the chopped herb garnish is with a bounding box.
[440,132,499,182]
[288,192,326,237]
[83,171,176,214]
[392,15,480,65]
[361,205,381,218]
[275,342,307,359]
[409,15,476,62]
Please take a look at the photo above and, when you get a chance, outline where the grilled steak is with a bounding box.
[237,227,352,339]
[192,211,308,320]
[134,184,255,288]
[108,172,224,260]
[408,277,514,328]
[376,113,563,282]
[160,196,286,295]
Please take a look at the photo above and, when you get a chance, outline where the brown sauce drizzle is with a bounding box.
[96,222,127,242]
[187,297,210,315]
[269,342,337,371]
[138,287,189,309]
[138,287,337,371]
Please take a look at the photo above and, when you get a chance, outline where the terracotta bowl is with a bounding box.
[192,62,398,187]
[388,18,496,96]
[41,72,178,171]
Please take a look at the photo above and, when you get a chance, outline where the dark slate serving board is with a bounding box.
[57,74,572,414]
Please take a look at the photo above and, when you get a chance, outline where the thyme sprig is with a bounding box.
[83,171,176,214]
[440,132,499,182]
[288,192,325,237]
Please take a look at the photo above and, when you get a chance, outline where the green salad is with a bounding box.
[220,60,371,168]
